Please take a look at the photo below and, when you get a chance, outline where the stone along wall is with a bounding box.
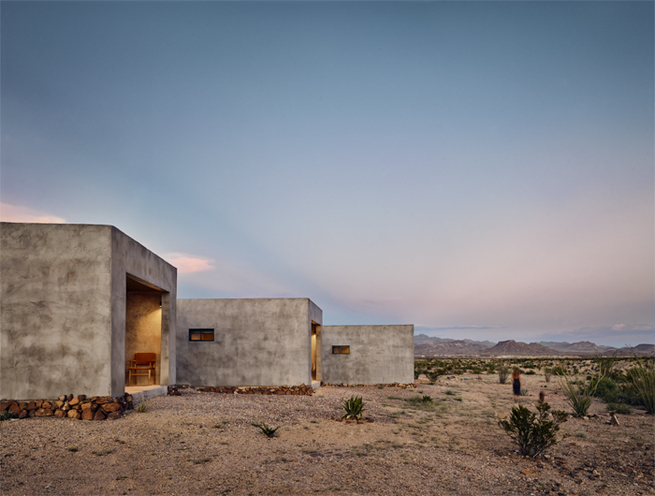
[1,393,134,421]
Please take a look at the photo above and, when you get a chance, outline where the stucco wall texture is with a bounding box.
[0,223,176,400]
[176,298,322,387]
[321,325,415,385]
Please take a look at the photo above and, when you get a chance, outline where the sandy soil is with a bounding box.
[1,373,653,496]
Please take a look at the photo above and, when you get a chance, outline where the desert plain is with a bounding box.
[1,360,653,496]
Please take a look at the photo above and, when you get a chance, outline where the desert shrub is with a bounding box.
[521,389,529,396]
[525,370,535,375]
[406,395,433,406]
[0,411,17,421]
[551,365,567,376]
[544,368,552,383]
[136,401,149,413]
[498,402,568,458]
[591,377,622,404]
[625,358,655,414]
[342,396,366,420]
[606,403,632,414]
[498,365,510,384]
[252,423,279,438]
[427,370,441,383]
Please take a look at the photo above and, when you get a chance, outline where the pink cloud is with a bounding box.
[164,253,215,274]
[0,203,66,224]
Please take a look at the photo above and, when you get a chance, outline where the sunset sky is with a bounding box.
[2,1,653,347]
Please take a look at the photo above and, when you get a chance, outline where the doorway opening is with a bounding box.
[311,321,321,382]
[125,274,164,389]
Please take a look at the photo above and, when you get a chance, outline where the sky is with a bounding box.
[1,1,653,348]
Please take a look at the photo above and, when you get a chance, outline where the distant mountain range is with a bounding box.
[414,334,655,357]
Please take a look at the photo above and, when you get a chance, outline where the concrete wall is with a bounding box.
[110,227,177,397]
[1,223,113,399]
[321,325,414,385]
[0,223,177,400]
[176,298,321,387]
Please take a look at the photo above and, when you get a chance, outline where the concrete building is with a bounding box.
[1,222,414,401]
[176,298,322,387]
[321,325,414,385]
[0,223,177,400]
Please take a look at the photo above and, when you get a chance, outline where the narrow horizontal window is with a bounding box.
[332,345,350,354]
[189,328,214,342]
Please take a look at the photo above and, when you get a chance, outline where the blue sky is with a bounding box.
[2,1,653,347]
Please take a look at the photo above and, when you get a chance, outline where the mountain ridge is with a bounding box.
[413,334,654,356]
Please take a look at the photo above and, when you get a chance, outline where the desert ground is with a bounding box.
[1,365,653,496]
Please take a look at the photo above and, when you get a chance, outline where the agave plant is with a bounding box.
[252,422,280,438]
[342,395,366,420]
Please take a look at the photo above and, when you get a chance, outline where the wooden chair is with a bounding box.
[128,353,156,386]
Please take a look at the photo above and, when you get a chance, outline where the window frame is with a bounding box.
[332,345,350,355]
[189,328,214,342]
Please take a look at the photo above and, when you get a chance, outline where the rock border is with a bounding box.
[0,393,134,421]
[320,382,416,389]
[200,384,314,396]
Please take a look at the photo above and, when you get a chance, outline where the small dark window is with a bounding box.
[332,345,350,354]
[189,329,214,341]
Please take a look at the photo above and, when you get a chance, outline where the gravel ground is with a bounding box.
[1,374,653,496]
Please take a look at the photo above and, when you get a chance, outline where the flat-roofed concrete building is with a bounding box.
[176,298,322,387]
[321,324,414,385]
[0,222,177,400]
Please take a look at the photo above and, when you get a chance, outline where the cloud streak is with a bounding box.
[164,253,215,274]
[0,203,66,224]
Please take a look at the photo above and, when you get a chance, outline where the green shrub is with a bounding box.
[136,401,149,413]
[606,403,632,414]
[591,376,621,403]
[252,423,279,438]
[427,370,441,383]
[551,365,567,376]
[406,395,433,406]
[498,366,510,384]
[625,358,655,414]
[342,396,366,420]
[498,402,568,458]
[0,411,17,421]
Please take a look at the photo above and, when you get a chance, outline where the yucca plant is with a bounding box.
[558,373,602,417]
[342,395,366,420]
[498,365,509,384]
[252,423,280,438]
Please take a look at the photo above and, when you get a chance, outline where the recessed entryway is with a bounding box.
[125,274,165,388]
